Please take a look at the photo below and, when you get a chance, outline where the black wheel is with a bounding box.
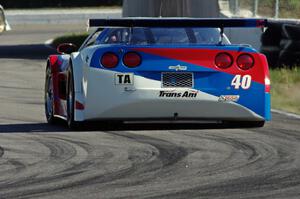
[260,46,280,68]
[248,121,265,128]
[282,24,300,40]
[278,50,300,67]
[44,66,57,124]
[67,66,81,129]
[280,39,300,51]
[223,121,265,128]
[261,28,282,46]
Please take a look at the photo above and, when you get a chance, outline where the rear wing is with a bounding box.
[89,18,267,28]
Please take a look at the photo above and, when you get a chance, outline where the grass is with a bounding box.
[270,68,300,114]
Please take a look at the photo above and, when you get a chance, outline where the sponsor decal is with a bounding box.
[115,73,134,85]
[168,65,187,71]
[218,95,240,102]
[159,90,198,98]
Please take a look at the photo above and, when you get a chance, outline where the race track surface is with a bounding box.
[0,24,300,199]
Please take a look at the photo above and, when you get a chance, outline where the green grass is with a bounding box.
[270,68,300,114]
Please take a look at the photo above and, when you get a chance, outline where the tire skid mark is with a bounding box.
[35,138,77,163]
[99,131,189,188]
[47,136,114,174]
[147,168,300,199]
[0,133,159,198]
[141,130,300,199]
[177,132,271,176]
[0,146,4,157]
[0,136,87,194]
[0,125,299,198]
[109,131,188,168]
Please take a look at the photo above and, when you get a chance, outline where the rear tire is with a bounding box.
[44,66,58,124]
[223,121,265,128]
[67,66,81,129]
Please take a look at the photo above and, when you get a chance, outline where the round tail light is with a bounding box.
[123,52,141,68]
[215,53,233,69]
[101,52,119,68]
[237,54,254,70]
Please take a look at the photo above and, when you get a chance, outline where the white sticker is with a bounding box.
[231,75,252,90]
[115,73,134,85]
[219,95,240,102]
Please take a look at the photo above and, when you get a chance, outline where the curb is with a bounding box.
[272,109,300,119]
[45,39,54,46]
[44,39,55,51]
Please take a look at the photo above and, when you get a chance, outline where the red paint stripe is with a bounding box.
[49,55,63,115]
[134,48,268,84]
[259,54,271,93]
[75,101,85,110]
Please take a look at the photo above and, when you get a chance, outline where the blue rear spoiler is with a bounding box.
[89,18,267,28]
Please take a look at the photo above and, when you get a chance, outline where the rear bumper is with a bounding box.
[78,68,265,122]
[85,97,264,121]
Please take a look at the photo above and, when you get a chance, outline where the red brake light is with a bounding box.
[101,52,119,68]
[123,52,141,68]
[215,53,233,69]
[237,54,254,70]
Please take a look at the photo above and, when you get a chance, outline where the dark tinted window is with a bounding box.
[151,28,189,44]
[98,27,229,45]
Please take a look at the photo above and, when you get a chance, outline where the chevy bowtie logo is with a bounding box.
[168,65,187,71]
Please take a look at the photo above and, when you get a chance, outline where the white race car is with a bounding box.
[45,18,271,128]
[0,5,11,33]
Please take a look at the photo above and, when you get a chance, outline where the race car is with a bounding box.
[45,18,271,128]
[0,5,11,33]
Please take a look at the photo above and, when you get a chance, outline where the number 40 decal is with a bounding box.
[231,75,252,89]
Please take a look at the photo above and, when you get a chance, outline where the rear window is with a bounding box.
[98,27,229,45]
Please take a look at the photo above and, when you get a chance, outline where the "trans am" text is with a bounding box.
[159,91,197,98]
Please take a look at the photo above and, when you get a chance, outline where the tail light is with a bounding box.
[101,52,119,68]
[123,52,141,68]
[215,53,233,69]
[237,54,254,70]
[265,77,271,93]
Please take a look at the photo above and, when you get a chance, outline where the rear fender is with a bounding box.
[47,54,70,116]
[70,52,85,121]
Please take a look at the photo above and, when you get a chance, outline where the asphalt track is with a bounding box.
[0,24,300,199]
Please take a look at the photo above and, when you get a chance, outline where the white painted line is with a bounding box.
[45,39,53,45]
[272,109,300,119]
[6,8,121,16]
[44,39,54,50]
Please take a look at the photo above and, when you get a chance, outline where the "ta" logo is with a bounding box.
[115,73,134,85]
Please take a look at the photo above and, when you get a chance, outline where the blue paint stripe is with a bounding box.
[265,93,271,121]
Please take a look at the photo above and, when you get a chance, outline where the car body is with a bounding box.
[0,5,10,33]
[45,18,271,128]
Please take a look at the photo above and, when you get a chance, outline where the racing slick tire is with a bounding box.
[280,39,300,52]
[44,66,58,124]
[223,121,265,128]
[260,46,280,68]
[67,66,82,129]
[261,27,282,46]
[278,50,300,67]
[282,24,300,40]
